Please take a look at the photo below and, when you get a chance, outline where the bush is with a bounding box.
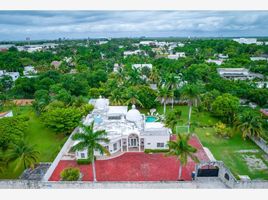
[144,149,169,153]
[60,167,80,181]
[77,158,91,165]
[215,122,232,138]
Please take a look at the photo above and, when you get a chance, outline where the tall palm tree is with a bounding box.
[109,89,124,106]
[149,67,160,85]
[166,134,199,180]
[71,122,110,182]
[164,109,182,133]
[6,141,39,171]
[124,86,143,107]
[166,73,181,109]
[235,111,263,139]
[180,84,200,133]
[157,85,170,115]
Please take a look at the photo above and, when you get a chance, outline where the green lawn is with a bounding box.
[0,106,67,179]
[142,105,268,180]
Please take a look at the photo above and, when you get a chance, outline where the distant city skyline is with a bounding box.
[0,11,268,41]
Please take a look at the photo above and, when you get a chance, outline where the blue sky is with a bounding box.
[0,11,268,41]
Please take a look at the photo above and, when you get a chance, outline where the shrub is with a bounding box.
[215,122,232,138]
[144,149,169,153]
[77,158,91,165]
[60,167,80,181]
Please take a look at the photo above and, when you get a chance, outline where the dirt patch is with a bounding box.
[242,154,268,171]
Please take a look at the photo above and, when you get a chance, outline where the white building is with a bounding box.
[139,41,156,46]
[0,110,13,119]
[74,97,170,159]
[250,57,268,62]
[132,64,153,70]
[0,70,20,81]
[206,59,223,65]
[23,65,37,76]
[217,68,263,80]
[216,54,229,59]
[167,52,186,60]
[98,41,108,45]
[233,38,257,44]
[123,50,145,58]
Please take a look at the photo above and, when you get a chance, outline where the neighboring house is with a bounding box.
[0,70,20,81]
[233,38,257,44]
[51,61,62,69]
[139,41,156,46]
[250,57,268,62]
[167,52,186,59]
[23,65,37,76]
[217,54,229,59]
[217,68,263,80]
[132,64,153,70]
[98,41,108,45]
[0,110,13,119]
[206,59,223,65]
[75,97,170,159]
[123,50,146,58]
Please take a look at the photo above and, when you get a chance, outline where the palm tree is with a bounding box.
[6,141,39,171]
[149,68,160,84]
[165,109,182,133]
[71,122,110,182]
[180,84,200,133]
[166,73,181,109]
[109,89,124,106]
[124,86,143,107]
[157,85,170,115]
[235,110,263,139]
[166,134,199,180]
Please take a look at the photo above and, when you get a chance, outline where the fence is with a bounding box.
[250,136,268,154]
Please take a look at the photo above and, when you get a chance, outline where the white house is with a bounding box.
[123,50,145,58]
[233,38,257,44]
[140,41,156,46]
[206,59,223,65]
[23,65,37,76]
[0,110,13,119]
[74,97,170,159]
[132,64,153,70]
[167,52,186,60]
[216,54,229,59]
[0,70,20,81]
[250,57,268,62]
[217,68,263,80]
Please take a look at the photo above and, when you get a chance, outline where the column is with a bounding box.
[126,138,129,152]
[138,138,141,152]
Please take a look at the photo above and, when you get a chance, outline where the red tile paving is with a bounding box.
[49,135,209,181]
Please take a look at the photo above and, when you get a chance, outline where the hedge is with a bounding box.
[144,149,169,153]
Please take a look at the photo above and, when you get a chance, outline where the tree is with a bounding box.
[6,141,39,171]
[71,122,110,182]
[124,86,143,107]
[109,89,124,106]
[235,109,263,139]
[42,107,82,134]
[165,109,182,133]
[137,85,157,109]
[157,85,170,115]
[166,134,199,180]
[166,73,181,109]
[211,93,240,124]
[180,84,201,133]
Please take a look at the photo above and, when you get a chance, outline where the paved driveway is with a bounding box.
[49,135,209,181]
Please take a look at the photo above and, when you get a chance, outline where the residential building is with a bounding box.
[0,70,20,81]
[23,65,37,76]
[206,59,223,65]
[233,38,257,44]
[250,57,268,61]
[0,110,13,119]
[167,52,186,60]
[75,97,170,159]
[217,68,263,80]
[132,64,153,70]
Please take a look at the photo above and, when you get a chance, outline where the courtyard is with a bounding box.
[49,135,209,181]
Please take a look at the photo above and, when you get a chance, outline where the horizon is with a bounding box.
[1,11,268,41]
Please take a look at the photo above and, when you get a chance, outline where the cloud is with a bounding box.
[0,11,267,40]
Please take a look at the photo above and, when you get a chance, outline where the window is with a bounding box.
[113,143,117,151]
[157,143,164,148]
[108,116,121,120]
[80,153,85,158]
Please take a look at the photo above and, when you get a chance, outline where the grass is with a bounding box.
[142,104,268,180]
[0,105,67,179]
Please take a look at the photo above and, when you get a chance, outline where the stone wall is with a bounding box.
[0,179,227,189]
[250,136,268,154]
